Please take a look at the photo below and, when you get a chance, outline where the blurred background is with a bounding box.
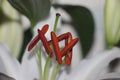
[0,0,109,61]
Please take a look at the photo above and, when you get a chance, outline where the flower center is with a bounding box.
[28,13,79,80]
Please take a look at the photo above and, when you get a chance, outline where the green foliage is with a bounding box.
[8,0,51,29]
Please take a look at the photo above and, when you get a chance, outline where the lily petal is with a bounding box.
[21,49,40,80]
[98,72,120,80]
[59,47,120,80]
[0,72,15,80]
[0,43,22,80]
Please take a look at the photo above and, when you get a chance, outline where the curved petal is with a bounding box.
[0,73,15,80]
[21,49,40,80]
[59,47,120,80]
[0,43,22,80]
[98,72,120,80]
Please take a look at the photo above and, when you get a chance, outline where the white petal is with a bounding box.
[98,72,120,80]
[21,50,40,80]
[0,43,22,80]
[59,47,120,80]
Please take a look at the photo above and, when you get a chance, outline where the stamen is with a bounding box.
[28,24,49,51]
[51,32,62,64]
[28,35,40,51]
[48,32,71,43]
[50,62,61,80]
[28,13,79,80]
[48,32,78,65]
[38,29,53,57]
[61,38,79,56]
[65,51,72,66]
[53,13,61,32]
[65,33,73,66]
[43,56,51,80]
[36,45,43,79]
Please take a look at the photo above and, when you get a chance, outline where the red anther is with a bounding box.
[48,32,70,43]
[28,24,49,51]
[57,32,70,41]
[51,32,62,64]
[48,32,78,65]
[65,51,72,66]
[28,23,79,66]
[65,32,72,46]
[41,24,49,34]
[38,29,53,57]
[61,38,79,56]
[65,33,72,66]
[28,35,40,51]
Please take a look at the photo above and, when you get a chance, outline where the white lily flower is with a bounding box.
[30,5,120,80]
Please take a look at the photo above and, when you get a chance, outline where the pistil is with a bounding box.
[28,13,79,80]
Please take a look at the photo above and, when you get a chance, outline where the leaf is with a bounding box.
[19,28,32,62]
[8,0,51,29]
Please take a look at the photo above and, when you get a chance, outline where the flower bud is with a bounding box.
[0,0,23,58]
[105,0,120,48]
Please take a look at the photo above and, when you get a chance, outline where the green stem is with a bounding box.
[50,62,61,80]
[49,13,61,80]
[43,56,51,80]
[30,21,36,35]
[36,45,43,80]
[53,13,60,33]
